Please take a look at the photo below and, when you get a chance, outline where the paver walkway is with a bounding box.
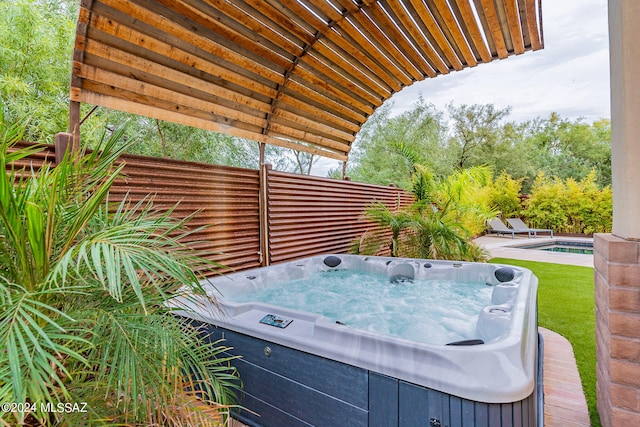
[540,327,591,426]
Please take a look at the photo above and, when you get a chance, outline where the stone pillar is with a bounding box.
[595,235,640,426]
[596,1,640,426]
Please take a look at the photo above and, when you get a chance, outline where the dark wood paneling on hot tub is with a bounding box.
[190,321,539,427]
[204,326,369,426]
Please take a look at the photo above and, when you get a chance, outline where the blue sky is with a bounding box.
[313,0,610,175]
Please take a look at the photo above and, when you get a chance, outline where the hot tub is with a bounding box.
[171,255,541,427]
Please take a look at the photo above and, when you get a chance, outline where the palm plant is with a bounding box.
[360,145,494,261]
[410,201,488,261]
[435,165,497,236]
[0,113,240,426]
[409,166,494,261]
[364,202,415,257]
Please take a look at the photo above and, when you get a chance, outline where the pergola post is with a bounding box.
[54,133,73,165]
[54,101,82,164]
[258,143,271,266]
[595,1,640,426]
[69,100,81,151]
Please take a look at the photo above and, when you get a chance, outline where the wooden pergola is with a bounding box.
[70,0,543,161]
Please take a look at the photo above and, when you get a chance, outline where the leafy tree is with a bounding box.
[523,171,612,233]
[488,172,523,219]
[346,99,448,188]
[0,0,78,142]
[105,115,261,168]
[522,173,569,231]
[347,99,611,199]
[562,170,612,234]
[0,117,240,425]
[445,103,512,169]
[492,121,540,183]
[432,165,497,237]
[523,113,611,188]
[361,144,494,261]
[396,141,498,237]
[290,145,319,175]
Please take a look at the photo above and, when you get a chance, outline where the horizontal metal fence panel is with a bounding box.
[267,170,414,264]
[113,153,262,274]
[9,141,415,274]
[7,142,56,171]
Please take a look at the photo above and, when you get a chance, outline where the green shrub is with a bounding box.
[523,170,612,234]
[488,171,523,219]
[358,166,494,261]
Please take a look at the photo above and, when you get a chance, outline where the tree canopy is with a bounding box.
[345,100,611,192]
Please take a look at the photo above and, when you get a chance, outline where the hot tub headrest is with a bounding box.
[323,256,342,268]
[446,339,485,346]
[494,267,516,283]
[387,263,415,283]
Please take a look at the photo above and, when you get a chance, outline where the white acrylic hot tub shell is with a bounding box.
[170,255,538,404]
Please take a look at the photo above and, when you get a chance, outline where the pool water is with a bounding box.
[228,269,493,345]
[518,241,593,255]
[541,245,593,254]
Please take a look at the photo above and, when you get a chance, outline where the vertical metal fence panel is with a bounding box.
[110,153,262,274]
[267,170,414,264]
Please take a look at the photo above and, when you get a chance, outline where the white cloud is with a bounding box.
[388,0,610,123]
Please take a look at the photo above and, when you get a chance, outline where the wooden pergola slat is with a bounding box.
[71,0,544,160]
[503,0,526,55]
[382,0,450,75]
[450,0,492,63]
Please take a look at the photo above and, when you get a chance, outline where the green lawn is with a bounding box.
[489,258,600,427]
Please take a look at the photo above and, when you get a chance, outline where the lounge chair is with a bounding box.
[506,218,554,238]
[486,218,531,238]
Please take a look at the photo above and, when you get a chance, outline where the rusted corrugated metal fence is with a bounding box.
[113,153,263,272]
[8,141,413,275]
[267,170,413,263]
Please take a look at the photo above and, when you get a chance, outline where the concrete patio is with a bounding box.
[475,235,594,267]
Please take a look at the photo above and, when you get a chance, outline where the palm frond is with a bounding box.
[52,196,209,311]
[0,279,91,413]
[391,141,426,172]
[73,309,240,423]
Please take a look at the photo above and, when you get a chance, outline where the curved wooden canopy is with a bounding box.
[71,0,543,161]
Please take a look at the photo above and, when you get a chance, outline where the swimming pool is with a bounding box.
[172,254,541,427]
[516,240,594,255]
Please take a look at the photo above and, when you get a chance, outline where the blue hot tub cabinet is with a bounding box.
[193,323,541,427]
